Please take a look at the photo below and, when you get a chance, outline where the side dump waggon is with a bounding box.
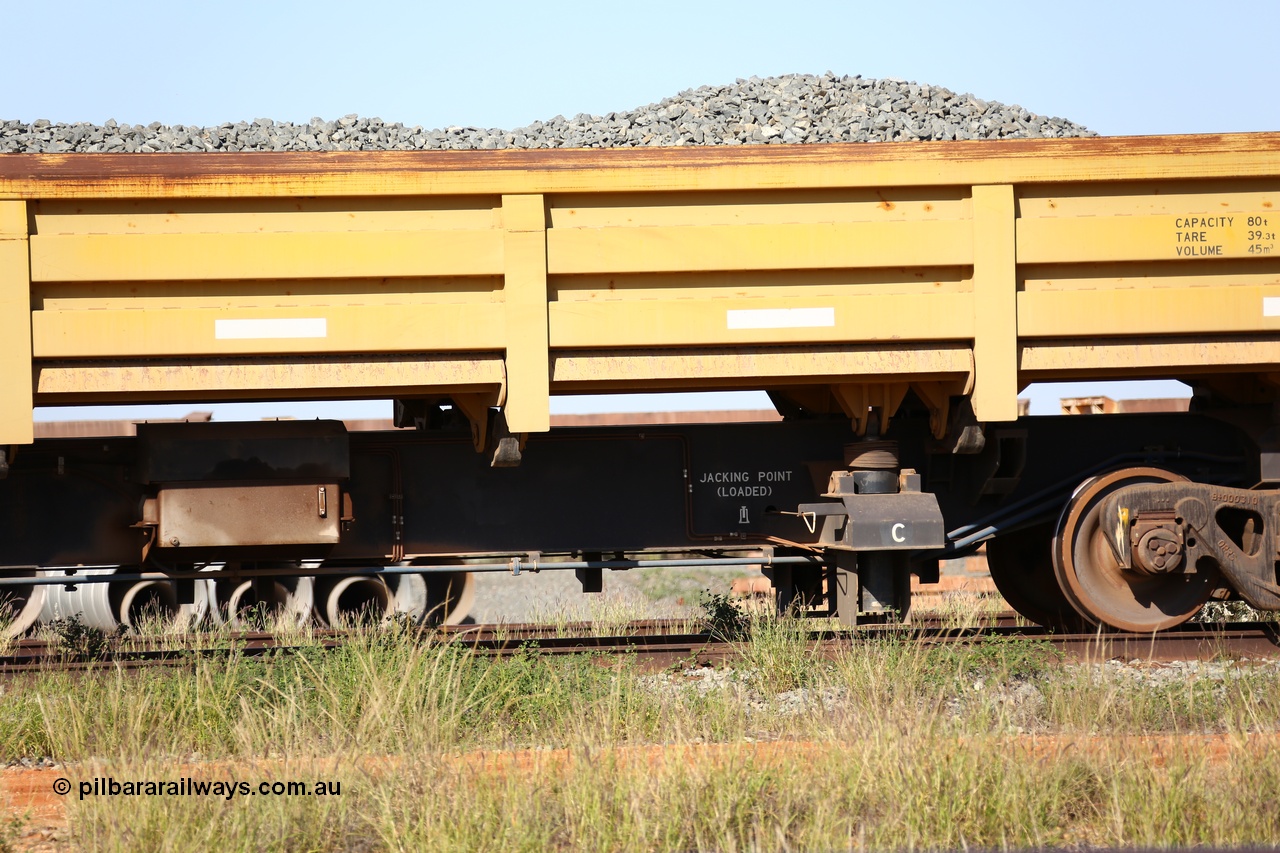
[0,134,1277,633]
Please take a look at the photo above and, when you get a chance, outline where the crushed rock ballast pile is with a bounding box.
[1,73,1093,153]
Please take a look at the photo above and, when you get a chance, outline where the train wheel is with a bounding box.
[1051,467,1217,633]
[985,524,1086,631]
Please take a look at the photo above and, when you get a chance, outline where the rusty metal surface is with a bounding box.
[465,622,1280,670]
[3,134,1280,198]
[1098,480,1280,612]
[1051,468,1217,633]
[153,482,341,548]
[6,618,1273,676]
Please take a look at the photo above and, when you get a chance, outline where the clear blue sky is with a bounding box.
[7,0,1276,420]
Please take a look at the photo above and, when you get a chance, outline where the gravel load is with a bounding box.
[0,73,1093,154]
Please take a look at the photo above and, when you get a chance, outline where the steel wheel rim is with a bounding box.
[986,524,1087,632]
[1051,467,1216,633]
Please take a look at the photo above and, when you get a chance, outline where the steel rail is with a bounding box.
[3,619,1276,674]
[452,622,1280,668]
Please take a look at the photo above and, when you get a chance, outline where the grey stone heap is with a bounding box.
[0,73,1093,153]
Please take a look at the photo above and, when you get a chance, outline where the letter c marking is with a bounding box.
[891,523,905,543]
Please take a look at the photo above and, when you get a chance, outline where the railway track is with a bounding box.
[4,616,1277,674]
[452,620,1280,668]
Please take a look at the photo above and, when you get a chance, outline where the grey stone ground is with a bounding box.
[470,565,752,624]
[469,554,987,624]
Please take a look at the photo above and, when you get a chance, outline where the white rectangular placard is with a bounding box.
[215,318,328,340]
[726,307,835,330]
[1265,296,1280,317]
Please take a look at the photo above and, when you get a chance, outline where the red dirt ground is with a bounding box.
[5,733,1271,849]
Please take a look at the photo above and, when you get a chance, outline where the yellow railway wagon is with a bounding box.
[1,134,1278,635]
[1,133,1277,448]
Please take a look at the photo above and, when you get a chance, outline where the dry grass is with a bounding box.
[55,740,1280,852]
[527,588,699,638]
[3,608,1280,851]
